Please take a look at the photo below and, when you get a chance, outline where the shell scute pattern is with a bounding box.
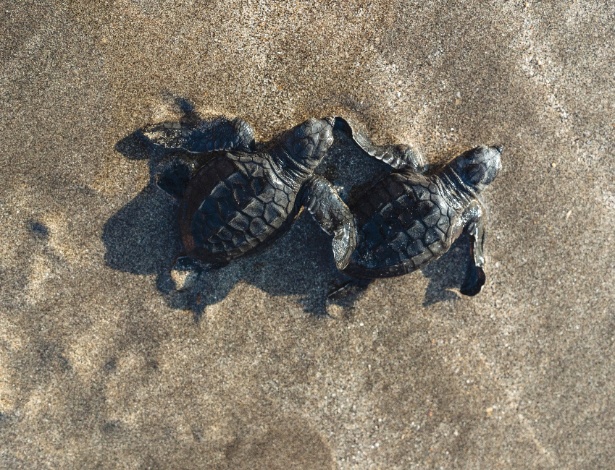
[406,220,426,240]
[424,227,441,246]
[423,204,443,227]
[413,184,431,201]
[240,198,265,219]
[411,248,432,267]
[248,217,267,238]
[348,174,454,273]
[342,144,502,289]
[436,215,450,234]
[144,116,359,270]
[263,203,282,224]
[217,227,233,242]
[237,157,265,180]
[248,174,265,196]
[387,180,405,200]
[389,231,409,252]
[257,185,276,204]
[182,157,288,259]
[227,213,250,232]
[273,188,291,210]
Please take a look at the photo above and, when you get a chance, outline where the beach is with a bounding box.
[1,1,614,468]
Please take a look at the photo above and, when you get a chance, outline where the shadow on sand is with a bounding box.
[103,118,473,320]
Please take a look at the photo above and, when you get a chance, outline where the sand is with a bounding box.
[1,0,614,468]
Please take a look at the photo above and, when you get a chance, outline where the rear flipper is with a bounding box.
[333,116,426,172]
[144,116,256,199]
[155,159,194,199]
[301,176,357,270]
[141,116,256,154]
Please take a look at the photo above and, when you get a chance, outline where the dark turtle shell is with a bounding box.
[179,151,299,265]
[346,172,461,277]
[344,145,502,282]
[143,115,360,270]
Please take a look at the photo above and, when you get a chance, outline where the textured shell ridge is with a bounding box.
[348,169,459,276]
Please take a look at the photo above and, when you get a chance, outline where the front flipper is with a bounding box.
[460,210,487,296]
[333,117,425,172]
[141,116,256,154]
[301,176,357,270]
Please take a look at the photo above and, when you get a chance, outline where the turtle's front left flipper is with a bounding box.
[301,176,357,270]
[460,208,487,296]
[333,117,425,172]
[141,116,255,154]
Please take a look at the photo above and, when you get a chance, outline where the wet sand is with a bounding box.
[1,1,614,468]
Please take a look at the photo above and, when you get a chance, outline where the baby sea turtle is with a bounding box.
[335,118,502,296]
[141,115,356,270]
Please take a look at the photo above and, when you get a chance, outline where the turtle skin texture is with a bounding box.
[343,145,502,294]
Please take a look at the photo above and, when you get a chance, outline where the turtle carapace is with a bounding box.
[336,117,502,296]
[142,116,356,270]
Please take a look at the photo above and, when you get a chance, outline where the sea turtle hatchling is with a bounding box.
[334,118,502,296]
[141,115,357,271]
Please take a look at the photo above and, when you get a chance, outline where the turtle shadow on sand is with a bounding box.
[104,122,344,319]
[103,110,472,320]
[420,233,475,306]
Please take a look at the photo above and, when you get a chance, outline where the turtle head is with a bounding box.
[274,117,334,170]
[451,145,502,193]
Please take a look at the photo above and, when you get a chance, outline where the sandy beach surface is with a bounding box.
[1,1,613,468]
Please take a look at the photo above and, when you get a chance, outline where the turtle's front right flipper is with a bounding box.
[141,116,256,154]
[301,176,357,270]
[333,116,425,172]
[460,207,487,296]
